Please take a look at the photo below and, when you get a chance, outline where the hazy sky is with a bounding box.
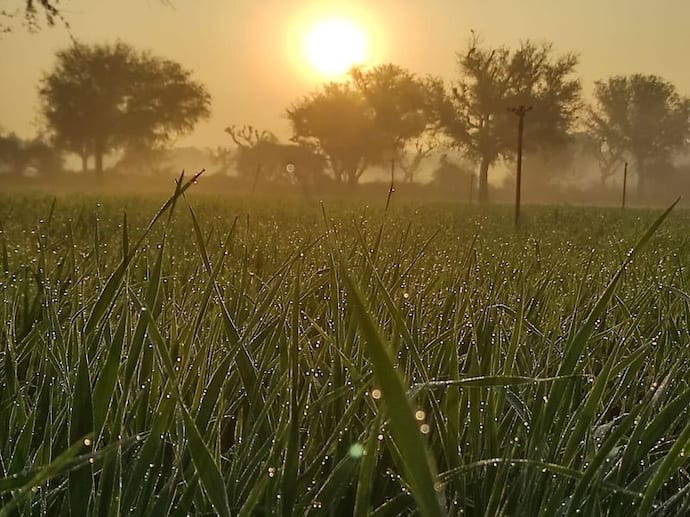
[2,0,690,148]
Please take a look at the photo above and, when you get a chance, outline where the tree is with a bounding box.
[588,75,690,198]
[351,65,440,152]
[399,137,438,183]
[438,36,581,203]
[578,133,625,186]
[287,65,441,186]
[39,41,211,177]
[287,82,383,186]
[432,154,474,194]
[225,125,327,188]
[0,133,61,176]
[1,1,63,32]
[0,134,24,174]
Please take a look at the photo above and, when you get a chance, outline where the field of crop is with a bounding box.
[1,178,690,515]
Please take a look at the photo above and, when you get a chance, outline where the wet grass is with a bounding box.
[1,182,690,515]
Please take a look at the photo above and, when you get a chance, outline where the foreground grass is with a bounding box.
[1,185,690,515]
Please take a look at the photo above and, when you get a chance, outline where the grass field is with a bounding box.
[1,179,689,515]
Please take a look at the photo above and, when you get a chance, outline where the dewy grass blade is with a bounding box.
[438,458,642,500]
[83,171,203,336]
[560,344,619,466]
[280,268,301,517]
[408,375,586,398]
[353,414,383,517]
[620,388,690,483]
[339,261,445,516]
[133,293,232,517]
[533,200,679,462]
[0,218,9,276]
[92,308,127,437]
[68,346,94,516]
[559,199,678,377]
[566,404,643,516]
[187,201,258,397]
[179,403,232,517]
[638,418,690,515]
[0,437,89,517]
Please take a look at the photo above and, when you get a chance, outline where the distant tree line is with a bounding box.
[0,133,61,176]
[3,32,690,203]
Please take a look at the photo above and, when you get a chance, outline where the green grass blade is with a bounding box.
[281,271,301,517]
[340,260,445,517]
[180,404,232,517]
[68,347,94,517]
[93,309,127,436]
[353,414,383,517]
[559,199,678,376]
[0,436,91,516]
[638,418,690,515]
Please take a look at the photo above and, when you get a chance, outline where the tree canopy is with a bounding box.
[224,124,327,187]
[588,74,690,198]
[287,64,440,186]
[438,36,582,203]
[39,41,211,176]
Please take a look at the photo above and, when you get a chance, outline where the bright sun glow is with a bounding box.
[303,18,368,78]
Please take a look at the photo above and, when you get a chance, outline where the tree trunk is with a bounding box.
[81,153,88,174]
[94,143,104,179]
[478,156,491,205]
[635,158,648,202]
[347,171,359,189]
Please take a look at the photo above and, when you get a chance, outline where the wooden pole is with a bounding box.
[508,106,533,228]
[622,162,628,209]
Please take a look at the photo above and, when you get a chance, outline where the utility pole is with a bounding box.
[508,105,533,228]
[622,162,628,209]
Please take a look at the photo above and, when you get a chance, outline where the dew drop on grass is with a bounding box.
[349,443,364,458]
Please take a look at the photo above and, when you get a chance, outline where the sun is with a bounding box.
[303,18,368,78]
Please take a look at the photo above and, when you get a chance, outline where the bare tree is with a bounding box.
[225,125,278,149]
[398,136,438,183]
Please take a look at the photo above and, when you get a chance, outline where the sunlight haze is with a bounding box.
[2,0,690,147]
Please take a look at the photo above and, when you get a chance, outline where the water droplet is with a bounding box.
[349,443,364,458]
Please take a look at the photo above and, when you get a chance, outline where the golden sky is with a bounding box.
[2,0,690,148]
